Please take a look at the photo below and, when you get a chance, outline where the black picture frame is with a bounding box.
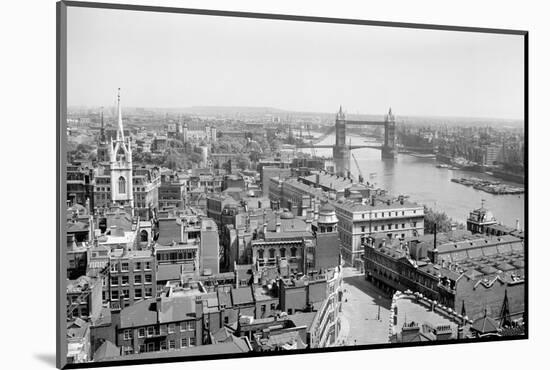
[57,1,528,369]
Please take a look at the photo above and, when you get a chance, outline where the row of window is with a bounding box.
[257,247,297,259]
[96,186,149,192]
[111,261,152,273]
[112,287,153,300]
[157,251,195,262]
[359,210,418,219]
[124,322,196,340]
[364,222,417,232]
[130,337,196,354]
[111,274,153,286]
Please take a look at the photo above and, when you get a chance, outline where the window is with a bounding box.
[181,338,188,348]
[111,291,119,300]
[168,324,175,333]
[139,344,146,353]
[381,212,384,217]
[169,340,176,350]
[122,289,130,299]
[145,262,152,270]
[374,226,378,231]
[135,289,142,299]
[269,249,275,259]
[187,321,195,331]
[145,274,152,284]
[160,341,167,351]
[261,305,266,315]
[224,317,229,324]
[111,276,119,286]
[145,287,152,298]
[134,262,142,271]
[413,222,417,227]
[138,328,145,338]
[361,226,365,232]
[147,326,155,337]
[258,249,264,259]
[147,342,154,352]
[189,337,196,347]
[381,225,385,231]
[402,224,405,228]
[270,303,276,310]
[123,329,132,340]
[395,224,399,229]
[388,224,392,230]
[121,276,129,285]
[121,262,129,272]
[291,247,297,257]
[280,248,286,258]
[134,275,142,284]
[118,176,126,194]
[111,264,118,273]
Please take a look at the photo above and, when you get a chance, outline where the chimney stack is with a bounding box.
[315,173,320,187]
[195,297,204,319]
[156,296,162,323]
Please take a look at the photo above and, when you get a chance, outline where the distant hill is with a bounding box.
[173,106,290,116]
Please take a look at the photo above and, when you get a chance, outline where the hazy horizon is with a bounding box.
[67,7,525,120]
[67,103,524,123]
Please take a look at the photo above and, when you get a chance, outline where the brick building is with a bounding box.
[364,231,525,322]
[108,249,157,307]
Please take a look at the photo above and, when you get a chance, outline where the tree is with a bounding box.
[423,206,454,234]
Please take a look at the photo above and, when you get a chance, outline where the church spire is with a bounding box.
[116,88,124,142]
[99,106,105,141]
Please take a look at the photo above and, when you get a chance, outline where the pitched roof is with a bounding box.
[471,315,499,334]
[286,312,317,331]
[212,326,235,343]
[93,340,120,361]
[232,286,254,305]
[119,296,196,328]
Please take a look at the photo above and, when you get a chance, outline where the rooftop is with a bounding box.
[394,296,459,340]
[98,339,250,362]
[119,296,196,329]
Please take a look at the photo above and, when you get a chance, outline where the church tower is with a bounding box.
[109,88,134,215]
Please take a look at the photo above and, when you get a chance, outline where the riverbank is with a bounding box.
[436,153,524,185]
[451,177,524,195]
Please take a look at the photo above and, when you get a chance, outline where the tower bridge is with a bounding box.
[297,106,397,176]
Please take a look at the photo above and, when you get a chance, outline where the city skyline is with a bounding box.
[67,7,524,120]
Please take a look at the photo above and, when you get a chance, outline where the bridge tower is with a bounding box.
[333,106,350,176]
[382,107,396,158]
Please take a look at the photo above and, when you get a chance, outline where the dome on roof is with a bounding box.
[280,211,295,219]
[319,202,335,213]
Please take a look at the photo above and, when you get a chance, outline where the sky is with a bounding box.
[67,7,525,119]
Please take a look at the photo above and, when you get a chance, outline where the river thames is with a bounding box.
[301,134,525,228]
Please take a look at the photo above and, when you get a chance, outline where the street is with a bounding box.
[337,267,392,346]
